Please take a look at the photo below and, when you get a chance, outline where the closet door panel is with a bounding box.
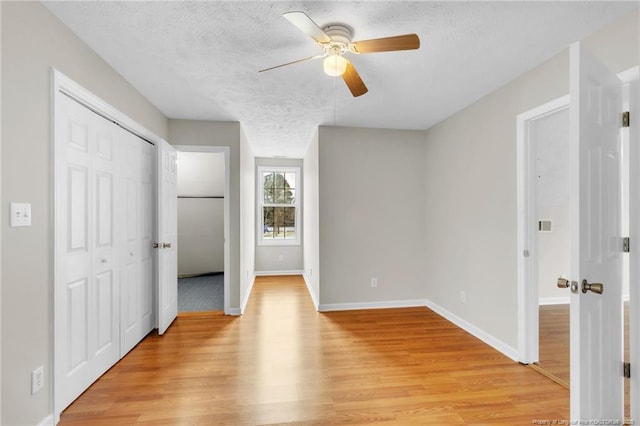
[140,143,154,331]
[55,94,119,411]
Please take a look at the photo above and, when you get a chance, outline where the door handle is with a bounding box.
[163,242,172,249]
[152,243,160,249]
[581,279,603,295]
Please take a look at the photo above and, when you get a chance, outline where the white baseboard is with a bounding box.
[539,297,570,305]
[302,273,319,310]
[318,299,426,312]
[37,414,54,426]
[424,298,519,362]
[255,270,304,276]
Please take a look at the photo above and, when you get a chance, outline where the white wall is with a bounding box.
[177,199,224,275]
[318,126,427,308]
[303,130,320,307]
[168,120,242,310]
[1,2,168,424]
[177,152,225,276]
[255,157,304,273]
[533,107,571,302]
[422,11,638,351]
[240,127,255,312]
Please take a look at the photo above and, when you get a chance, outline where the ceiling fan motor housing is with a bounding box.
[322,24,353,54]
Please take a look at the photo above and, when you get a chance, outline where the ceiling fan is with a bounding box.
[259,11,420,97]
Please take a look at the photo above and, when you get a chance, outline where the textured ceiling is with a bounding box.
[44,1,638,158]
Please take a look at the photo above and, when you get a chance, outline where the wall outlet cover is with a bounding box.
[10,202,32,227]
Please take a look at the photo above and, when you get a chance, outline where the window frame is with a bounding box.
[257,166,301,246]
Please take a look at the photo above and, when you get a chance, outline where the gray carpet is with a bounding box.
[178,273,224,312]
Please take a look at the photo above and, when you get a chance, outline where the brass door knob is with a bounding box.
[582,279,603,295]
[163,242,172,249]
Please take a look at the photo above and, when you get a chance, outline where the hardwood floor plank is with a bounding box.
[60,276,568,425]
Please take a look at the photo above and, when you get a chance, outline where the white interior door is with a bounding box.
[55,93,120,411]
[569,42,624,421]
[120,133,155,356]
[629,79,639,422]
[157,140,178,335]
[120,131,143,356]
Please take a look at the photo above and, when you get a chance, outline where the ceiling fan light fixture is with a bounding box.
[323,54,348,76]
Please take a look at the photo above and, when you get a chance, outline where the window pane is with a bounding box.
[283,227,293,239]
[264,188,274,204]
[263,207,274,238]
[286,189,295,205]
[283,207,295,227]
[285,172,296,189]
[275,173,285,190]
[263,172,275,190]
[274,188,284,203]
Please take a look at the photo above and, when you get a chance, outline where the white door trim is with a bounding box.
[517,66,639,365]
[51,69,165,423]
[516,94,570,363]
[173,145,231,315]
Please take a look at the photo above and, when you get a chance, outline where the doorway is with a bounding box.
[174,146,230,314]
[517,95,571,385]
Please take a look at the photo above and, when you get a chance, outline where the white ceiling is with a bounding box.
[43,1,638,158]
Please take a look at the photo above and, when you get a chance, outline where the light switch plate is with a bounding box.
[10,202,32,227]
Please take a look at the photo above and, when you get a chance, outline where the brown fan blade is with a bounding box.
[259,55,324,73]
[283,11,331,44]
[342,61,368,97]
[350,34,420,54]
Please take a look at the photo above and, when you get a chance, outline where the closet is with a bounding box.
[54,92,154,412]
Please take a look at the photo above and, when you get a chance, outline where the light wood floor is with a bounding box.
[60,276,568,425]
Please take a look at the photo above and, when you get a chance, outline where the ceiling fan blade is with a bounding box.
[350,34,420,54]
[342,61,368,97]
[283,11,331,44]
[259,55,324,73]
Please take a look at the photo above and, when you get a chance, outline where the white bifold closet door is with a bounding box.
[120,132,154,356]
[54,93,154,412]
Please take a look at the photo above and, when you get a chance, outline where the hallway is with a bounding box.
[59,276,568,424]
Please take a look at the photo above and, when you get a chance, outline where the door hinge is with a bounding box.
[623,362,631,379]
[623,237,630,253]
[622,111,630,128]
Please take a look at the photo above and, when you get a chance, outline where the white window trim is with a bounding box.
[257,166,301,246]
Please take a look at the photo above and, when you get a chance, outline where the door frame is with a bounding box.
[517,65,639,374]
[51,69,166,422]
[173,145,231,314]
[516,94,570,363]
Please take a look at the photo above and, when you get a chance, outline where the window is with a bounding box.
[258,167,300,245]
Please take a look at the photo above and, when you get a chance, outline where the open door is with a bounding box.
[629,79,639,423]
[157,140,178,335]
[569,42,624,421]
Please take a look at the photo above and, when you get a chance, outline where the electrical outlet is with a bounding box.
[371,277,378,288]
[460,291,467,303]
[32,366,44,395]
